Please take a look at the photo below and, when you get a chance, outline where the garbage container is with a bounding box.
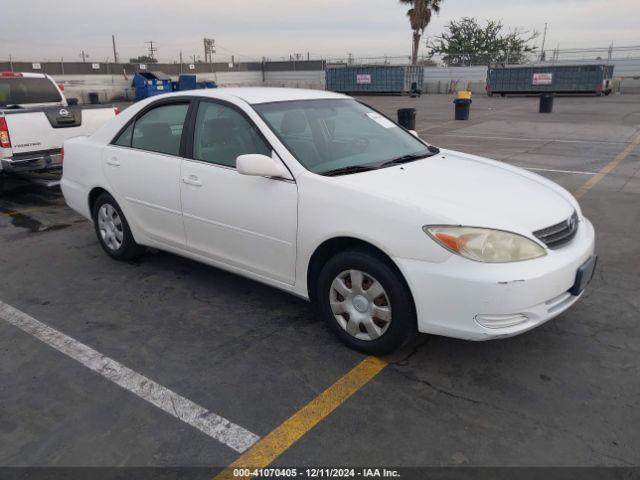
[453,99,471,120]
[397,108,416,130]
[88,92,100,104]
[539,93,554,113]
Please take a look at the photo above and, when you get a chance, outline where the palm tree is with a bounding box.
[400,0,442,64]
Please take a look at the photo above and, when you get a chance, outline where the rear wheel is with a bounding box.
[92,193,145,260]
[315,249,416,355]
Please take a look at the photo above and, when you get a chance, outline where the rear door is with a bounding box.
[180,99,298,285]
[101,99,191,249]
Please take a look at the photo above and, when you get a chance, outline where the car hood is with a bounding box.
[334,149,577,235]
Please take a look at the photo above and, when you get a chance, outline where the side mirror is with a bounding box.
[67,98,79,106]
[236,154,291,179]
[409,130,419,138]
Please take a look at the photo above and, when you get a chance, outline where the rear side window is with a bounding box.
[0,77,63,106]
[130,103,189,156]
[192,101,270,167]
[113,122,134,147]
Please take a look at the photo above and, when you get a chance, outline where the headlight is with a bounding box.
[423,226,546,263]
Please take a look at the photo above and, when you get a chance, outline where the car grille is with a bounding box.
[533,211,579,249]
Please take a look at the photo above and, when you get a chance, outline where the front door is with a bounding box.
[180,99,297,285]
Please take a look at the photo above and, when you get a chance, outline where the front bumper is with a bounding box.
[396,218,596,340]
[1,150,62,173]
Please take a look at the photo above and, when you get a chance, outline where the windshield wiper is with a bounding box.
[321,165,378,177]
[379,147,439,168]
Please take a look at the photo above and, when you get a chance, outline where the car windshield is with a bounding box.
[0,77,63,106]
[254,99,434,175]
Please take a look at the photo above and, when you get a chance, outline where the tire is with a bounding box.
[92,192,145,261]
[315,249,416,355]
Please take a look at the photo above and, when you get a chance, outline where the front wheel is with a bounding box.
[315,249,416,355]
[92,193,145,261]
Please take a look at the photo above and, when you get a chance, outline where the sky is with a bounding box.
[2,0,639,63]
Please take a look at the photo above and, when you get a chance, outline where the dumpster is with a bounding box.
[178,74,197,91]
[133,71,172,101]
[326,65,424,95]
[487,64,614,96]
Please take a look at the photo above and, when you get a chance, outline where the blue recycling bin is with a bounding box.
[133,72,172,101]
[178,74,197,91]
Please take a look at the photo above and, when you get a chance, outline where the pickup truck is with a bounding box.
[0,71,118,175]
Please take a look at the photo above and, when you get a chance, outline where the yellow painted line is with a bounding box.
[213,356,387,479]
[573,131,640,199]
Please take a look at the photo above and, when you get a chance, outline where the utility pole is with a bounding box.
[179,51,183,74]
[539,23,548,62]
[79,50,89,62]
[203,38,215,64]
[112,35,119,64]
[145,41,157,61]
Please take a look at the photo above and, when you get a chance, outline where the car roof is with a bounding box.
[189,87,349,105]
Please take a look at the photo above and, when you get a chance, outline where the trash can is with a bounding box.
[539,93,554,113]
[397,108,416,130]
[453,99,472,120]
[88,92,100,104]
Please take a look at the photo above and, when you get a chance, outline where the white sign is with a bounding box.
[533,73,553,85]
[228,62,234,69]
[139,64,147,70]
[188,64,196,70]
[32,63,42,70]
[356,74,372,84]
[91,63,100,70]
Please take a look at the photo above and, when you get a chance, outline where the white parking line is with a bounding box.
[0,300,259,453]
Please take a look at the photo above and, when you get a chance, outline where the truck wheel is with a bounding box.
[315,249,416,355]
[92,193,145,261]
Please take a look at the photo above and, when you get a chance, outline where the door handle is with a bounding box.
[182,175,202,187]
[106,157,120,167]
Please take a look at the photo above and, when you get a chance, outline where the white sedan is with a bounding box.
[61,88,596,354]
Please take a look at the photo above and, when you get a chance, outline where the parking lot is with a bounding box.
[1,93,639,473]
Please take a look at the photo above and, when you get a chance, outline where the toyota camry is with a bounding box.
[61,88,596,354]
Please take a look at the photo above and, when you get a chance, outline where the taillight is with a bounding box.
[0,117,11,148]
[58,83,65,91]
[60,146,64,164]
[114,106,120,115]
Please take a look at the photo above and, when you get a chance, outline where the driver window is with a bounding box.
[193,101,271,167]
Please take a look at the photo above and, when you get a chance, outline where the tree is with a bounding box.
[399,0,442,65]
[427,17,538,66]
